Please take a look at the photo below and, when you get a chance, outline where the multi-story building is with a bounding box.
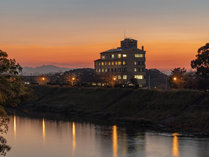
[94,38,146,87]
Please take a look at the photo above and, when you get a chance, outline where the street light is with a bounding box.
[173,77,177,81]
[71,77,76,86]
[42,77,46,81]
[112,76,117,87]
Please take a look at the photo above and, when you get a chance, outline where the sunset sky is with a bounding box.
[1,0,209,71]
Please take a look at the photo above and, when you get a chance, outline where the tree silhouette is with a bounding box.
[169,68,186,88]
[191,43,209,89]
[0,50,27,107]
[0,49,27,156]
[191,43,209,79]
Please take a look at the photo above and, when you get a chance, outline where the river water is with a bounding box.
[4,116,209,157]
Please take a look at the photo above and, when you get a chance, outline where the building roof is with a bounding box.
[101,48,122,54]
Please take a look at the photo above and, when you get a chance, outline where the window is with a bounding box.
[115,61,118,65]
[122,54,127,58]
[98,69,101,72]
[112,61,114,65]
[102,69,104,72]
[134,68,137,72]
[122,61,126,65]
[118,54,121,58]
[135,54,143,58]
[102,55,105,59]
[134,75,143,79]
[108,61,111,65]
[134,61,137,65]
[99,63,101,66]
[105,62,107,65]
[105,68,107,72]
[111,54,114,59]
[123,75,127,80]
[101,62,104,66]
[118,75,122,80]
[118,61,121,65]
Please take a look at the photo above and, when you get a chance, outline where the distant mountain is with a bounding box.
[22,65,71,76]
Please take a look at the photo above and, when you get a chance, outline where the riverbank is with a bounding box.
[6,85,209,135]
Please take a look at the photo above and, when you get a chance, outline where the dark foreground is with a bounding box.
[7,85,209,135]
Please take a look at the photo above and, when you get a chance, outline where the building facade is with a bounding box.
[94,38,146,87]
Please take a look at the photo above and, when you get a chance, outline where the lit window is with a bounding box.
[108,61,111,65]
[134,68,137,72]
[105,62,107,65]
[118,54,121,58]
[122,54,127,58]
[135,54,143,58]
[118,61,121,65]
[111,54,114,59]
[123,61,126,65]
[118,75,122,80]
[102,55,105,59]
[112,61,114,65]
[98,69,101,72]
[134,75,143,79]
[99,63,101,66]
[101,62,104,66]
[102,69,104,72]
[123,75,127,80]
[134,61,137,65]
[115,61,118,65]
[105,68,107,72]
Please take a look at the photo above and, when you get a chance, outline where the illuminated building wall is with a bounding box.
[94,38,146,87]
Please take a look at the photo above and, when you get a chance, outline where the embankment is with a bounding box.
[7,85,209,134]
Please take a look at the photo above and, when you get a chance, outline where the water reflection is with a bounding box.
[42,118,45,143]
[14,115,16,139]
[112,125,118,157]
[5,116,209,157]
[72,122,76,155]
[172,133,179,157]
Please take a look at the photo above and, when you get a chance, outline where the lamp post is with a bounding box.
[41,77,46,81]
[112,76,117,87]
[71,77,76,86]
[173,77,177,81]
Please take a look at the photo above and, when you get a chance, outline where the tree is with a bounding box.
[0,49,27,156]
[191,43,209,78]
[191,43,209,89]
[169,68,186,89]
[0,50,27,106]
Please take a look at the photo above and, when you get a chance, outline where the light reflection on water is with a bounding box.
[5,116,209,157]
[13,116,16,140]
[112,125,118,157]
[172,133,179,157]
[72,122,76,155]
[42,118,45,143]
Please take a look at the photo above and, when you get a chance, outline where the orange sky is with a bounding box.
[1,0,209,71]
[1,39,205,71]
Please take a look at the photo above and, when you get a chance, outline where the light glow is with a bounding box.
[14,115,16,139]
[112,125,118,157]
[172,133,179,157]
[42,118,45,143]
[72,122,76,154]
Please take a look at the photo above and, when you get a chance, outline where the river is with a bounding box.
[4,116,209,157]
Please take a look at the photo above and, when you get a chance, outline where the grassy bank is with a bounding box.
[11,85,209,134]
